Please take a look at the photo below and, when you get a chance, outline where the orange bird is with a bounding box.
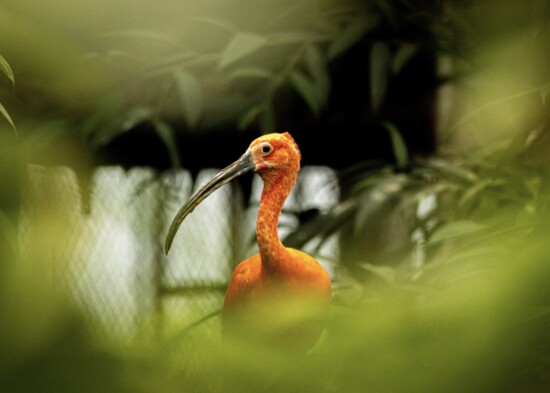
[165,132,331,352]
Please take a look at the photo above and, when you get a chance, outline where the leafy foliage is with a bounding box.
[1,1,550,391]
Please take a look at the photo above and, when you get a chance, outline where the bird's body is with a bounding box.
[165,132,331,352]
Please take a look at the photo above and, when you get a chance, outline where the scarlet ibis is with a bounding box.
[165,132,331,352]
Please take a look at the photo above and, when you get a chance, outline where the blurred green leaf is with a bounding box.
[383,122,409,169]
[305,44,330,106]
[173,70,203,129]
[229,67,273,81]
[459,179,506,208]
[0,102,16,135]
[429,220,486,246]
[392,44,417,74]
[289,70,320,115]
[220,32,268,69]
[238,105,263,130]
[0,54,15,87]
[328,16,373,60]
[120,107,153,132]
[360,263,397,284]
[153,120,181,168]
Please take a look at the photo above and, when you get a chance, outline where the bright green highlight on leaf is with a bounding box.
[0,102,16,135]
[0,54,15,87]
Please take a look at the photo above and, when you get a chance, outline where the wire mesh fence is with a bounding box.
[20,164,340,342]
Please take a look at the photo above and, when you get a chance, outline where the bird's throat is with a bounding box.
[256,170,296,272]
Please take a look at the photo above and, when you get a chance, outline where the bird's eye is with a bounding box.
[260,143,273,155]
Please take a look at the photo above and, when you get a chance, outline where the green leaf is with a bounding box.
[173,70,203,130]
[229,67,273,81]
[0,102,16,135]
[121,107,152,132]
[382,122,409,169]
[360,263,396,284]
[328,16,373,60]
[220,32,268,69]
[289,71,320,116]
[305,45,330,106]
[238,106,263,130]
[428,220,486,246]
[392,44,417,74]
[153,120,181,168]
[0,54,15,87]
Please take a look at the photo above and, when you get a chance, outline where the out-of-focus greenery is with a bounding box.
[2,0,550,392]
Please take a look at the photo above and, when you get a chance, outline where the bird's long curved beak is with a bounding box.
[165,151,255,254]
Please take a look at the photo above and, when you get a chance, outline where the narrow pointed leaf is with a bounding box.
[289,71,320,115]
[220,33,268,69]
[0,102,16,135]
[305,45,330,106]
[383,122,409,169]
[229,67,274,81]
[428,220,486,246]
[173,70,203,129]
[361,263,396,284]
[153,120,181,168]
[238,105,263,130]
[328,16,374,60]
[392,44,417,74]
[0,55,14,87]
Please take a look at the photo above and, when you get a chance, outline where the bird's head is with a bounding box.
[248,132,301,176]
[165,132,301,254]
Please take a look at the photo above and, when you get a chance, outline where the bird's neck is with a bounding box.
[256,169,296,272]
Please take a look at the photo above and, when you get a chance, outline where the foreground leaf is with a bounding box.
[429,220,486,245]
[173,70,203,129]
[289,71,320,115]
[305,45,330,106]
[238,105,263,130]
[220,33,268,69]
[229,67,274,81]
[328,16,374,60]
[0,102,16,135]
[383,122,409,169]
[0,54,15,87]
[153,120,181,168]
